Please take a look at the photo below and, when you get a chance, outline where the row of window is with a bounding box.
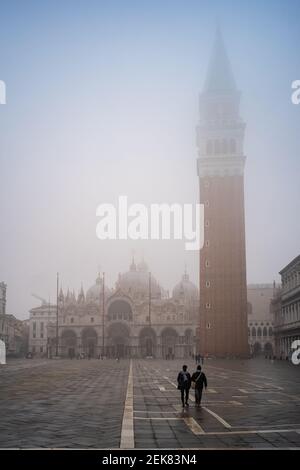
[31,346,44,353]
[32,321,44,339]
[281,302,300,323]
[282,271,300,292]
[108,312,133,321]
[31,312,55,317]
[206,139,237,156]
[249,326,273,337]
[65,317,95,324]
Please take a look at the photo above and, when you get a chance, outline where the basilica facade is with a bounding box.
[48,259,199,359]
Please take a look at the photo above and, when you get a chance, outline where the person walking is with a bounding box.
[177,365,191,408]
[191,365,207,407]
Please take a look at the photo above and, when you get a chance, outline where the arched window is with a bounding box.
[257,327,262,337]
[230,139,236,154]
[214,140,220,155]
[269,327,273,337]
[251,327,256,337]
[222,139,228,154]
[263,327,267,337]
[206,140,213,155]
[108,299,133,322]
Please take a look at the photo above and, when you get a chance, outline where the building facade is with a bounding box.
[30,259,199,359]
[197,29,248,357]
[272,255,300,359]
[0,282,28,356]
[28,303,57,356]
[0,313,26,356]
[0,282,7,315]
[247,284,275,356]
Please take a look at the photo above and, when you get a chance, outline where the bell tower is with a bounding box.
[197,29,249,357]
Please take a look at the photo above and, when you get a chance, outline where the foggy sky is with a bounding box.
[0,0,300,319]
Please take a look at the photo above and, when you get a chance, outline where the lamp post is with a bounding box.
[149,272,151,327]
[102,272,105,357]
[56,272,59,357]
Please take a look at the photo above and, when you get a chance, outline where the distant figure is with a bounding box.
[177,365,191,408]
[191,365,207,407]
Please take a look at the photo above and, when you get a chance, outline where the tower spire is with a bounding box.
[203,27,237,94]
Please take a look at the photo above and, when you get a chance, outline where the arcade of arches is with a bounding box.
[55,262,199,359]
[59,300,197,359]
[59,324,196,359]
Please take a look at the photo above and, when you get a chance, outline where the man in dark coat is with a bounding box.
[191,365,207,407]
[177,364,191,408]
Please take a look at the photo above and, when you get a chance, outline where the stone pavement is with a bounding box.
[0,358,129,448]
[0,357,300,448]
[133,358,300,448]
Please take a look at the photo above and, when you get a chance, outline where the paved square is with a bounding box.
[0,358,299,448]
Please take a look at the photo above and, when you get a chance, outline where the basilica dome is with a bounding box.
[172,271,199,304]
[118,258,161,300]
[86,274,110,303]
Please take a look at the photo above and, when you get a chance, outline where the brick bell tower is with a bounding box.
[197,29,249,357]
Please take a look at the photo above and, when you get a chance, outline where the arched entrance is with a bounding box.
[161,327,179,359]
[253,342,262,356]
[107,322,130,358]
[81,328,98,358]
[139,327,157,357]
[264,342,273,357]
[108,299,133,322]
[61,329,77,358]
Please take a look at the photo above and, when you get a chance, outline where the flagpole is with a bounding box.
[102,272,105,357]
[56,272,59,357]
[149,272,151,327]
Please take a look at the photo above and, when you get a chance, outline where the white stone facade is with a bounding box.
[28,303,57,356]
[272,255,300,359]
[247,284,275,356]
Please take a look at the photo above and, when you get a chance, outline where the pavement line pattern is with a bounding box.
[231,423,300,429]
[203,428,300,436]
[183,417,205,435]
[205,363,297,386]
[135,417,180,421]
[202,406,232,429]
[163,375,177,387]
[134,410,179,414]
[238,388,249,393]
[264,383,284,390]
[120,360,134,449]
